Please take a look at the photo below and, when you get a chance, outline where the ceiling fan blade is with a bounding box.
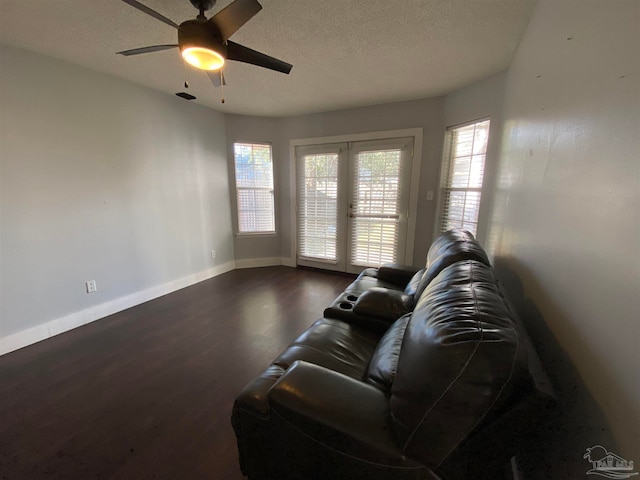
[116,45,179,56]
[121,0,179,29]
[227,41,292,74]
[208,0,262,41]
[207,70,227,88]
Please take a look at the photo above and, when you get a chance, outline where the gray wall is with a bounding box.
[488,0,640,474]
[227,96,445,266]
[0,45,234,342]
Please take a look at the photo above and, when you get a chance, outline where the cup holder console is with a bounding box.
[329,293,360,314]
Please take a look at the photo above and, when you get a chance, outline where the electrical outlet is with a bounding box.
[211,250,216,261]
[86,280,97,294]
[427,190,434,201]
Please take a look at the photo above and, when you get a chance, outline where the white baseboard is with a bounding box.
[281,257,296,267]
[0,261,236,356]
[234,257,284,269]
[233,257,297,268]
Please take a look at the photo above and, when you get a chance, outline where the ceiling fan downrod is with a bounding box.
[190,0,216,20]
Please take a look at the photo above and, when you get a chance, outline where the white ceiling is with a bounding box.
[0,0,536,117]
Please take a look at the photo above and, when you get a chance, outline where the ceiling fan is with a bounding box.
[117,0,292,92]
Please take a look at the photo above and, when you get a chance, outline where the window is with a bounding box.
[233,142,275,234]
[438,119,490,236]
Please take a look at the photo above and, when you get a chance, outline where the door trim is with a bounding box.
[289,128,423,268]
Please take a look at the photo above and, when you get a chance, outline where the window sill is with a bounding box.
[235,232,278,238]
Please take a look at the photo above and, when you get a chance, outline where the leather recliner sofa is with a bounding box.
[323,229,491,333]
[231,230,556,480]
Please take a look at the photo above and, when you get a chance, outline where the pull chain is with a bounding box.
[220,71,225,104]
[182,60,189,89]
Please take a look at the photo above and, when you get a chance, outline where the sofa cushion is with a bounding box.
[377,264,422,286]
[344,276,403,295]
[426,229,477,264]
[272,318,381,380]
[365,315,411,391]
[412,229,492,300]
[403,269,425,296]
[353,288,413,321]
[390,260,526,468]
[358,267,380,279]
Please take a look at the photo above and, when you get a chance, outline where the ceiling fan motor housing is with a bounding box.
[178,20,227,58]
[189,0,216,12]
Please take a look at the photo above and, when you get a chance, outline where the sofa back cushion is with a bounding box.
[364,315,411,391]
[403,268,425,296]
[412,229,491,301]
[389,260,526,468]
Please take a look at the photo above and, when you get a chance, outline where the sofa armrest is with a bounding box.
[377,264,422,286]
[234,365,286,416]
[353,287,413,321]
[268,361,408,461]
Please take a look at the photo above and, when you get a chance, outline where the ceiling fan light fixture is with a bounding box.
[182,46,225,71]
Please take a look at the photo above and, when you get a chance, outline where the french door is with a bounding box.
[296,137,413,274]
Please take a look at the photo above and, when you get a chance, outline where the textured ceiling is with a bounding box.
[0,0,536,117]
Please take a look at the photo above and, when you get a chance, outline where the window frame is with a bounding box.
[232,142,276,236]
[435,118,491,238]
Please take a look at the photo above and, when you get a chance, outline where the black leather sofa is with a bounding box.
[323,229,491,333]
[231,230,556,480]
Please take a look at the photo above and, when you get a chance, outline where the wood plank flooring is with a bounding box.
[0,267,354,480]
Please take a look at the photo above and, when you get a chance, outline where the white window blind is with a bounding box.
[233,143,275,233]
[350,148,402,267]
[297,152,339,261]
[438,119,490,236]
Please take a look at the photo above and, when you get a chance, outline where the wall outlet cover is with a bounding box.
[86,280,97,293]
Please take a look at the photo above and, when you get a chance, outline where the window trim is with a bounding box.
[232,141,276,236]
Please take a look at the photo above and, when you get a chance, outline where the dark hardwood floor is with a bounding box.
[0,267,354,480]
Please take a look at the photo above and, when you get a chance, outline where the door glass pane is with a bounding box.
[350,149,402,267]
[298,153,339,261]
